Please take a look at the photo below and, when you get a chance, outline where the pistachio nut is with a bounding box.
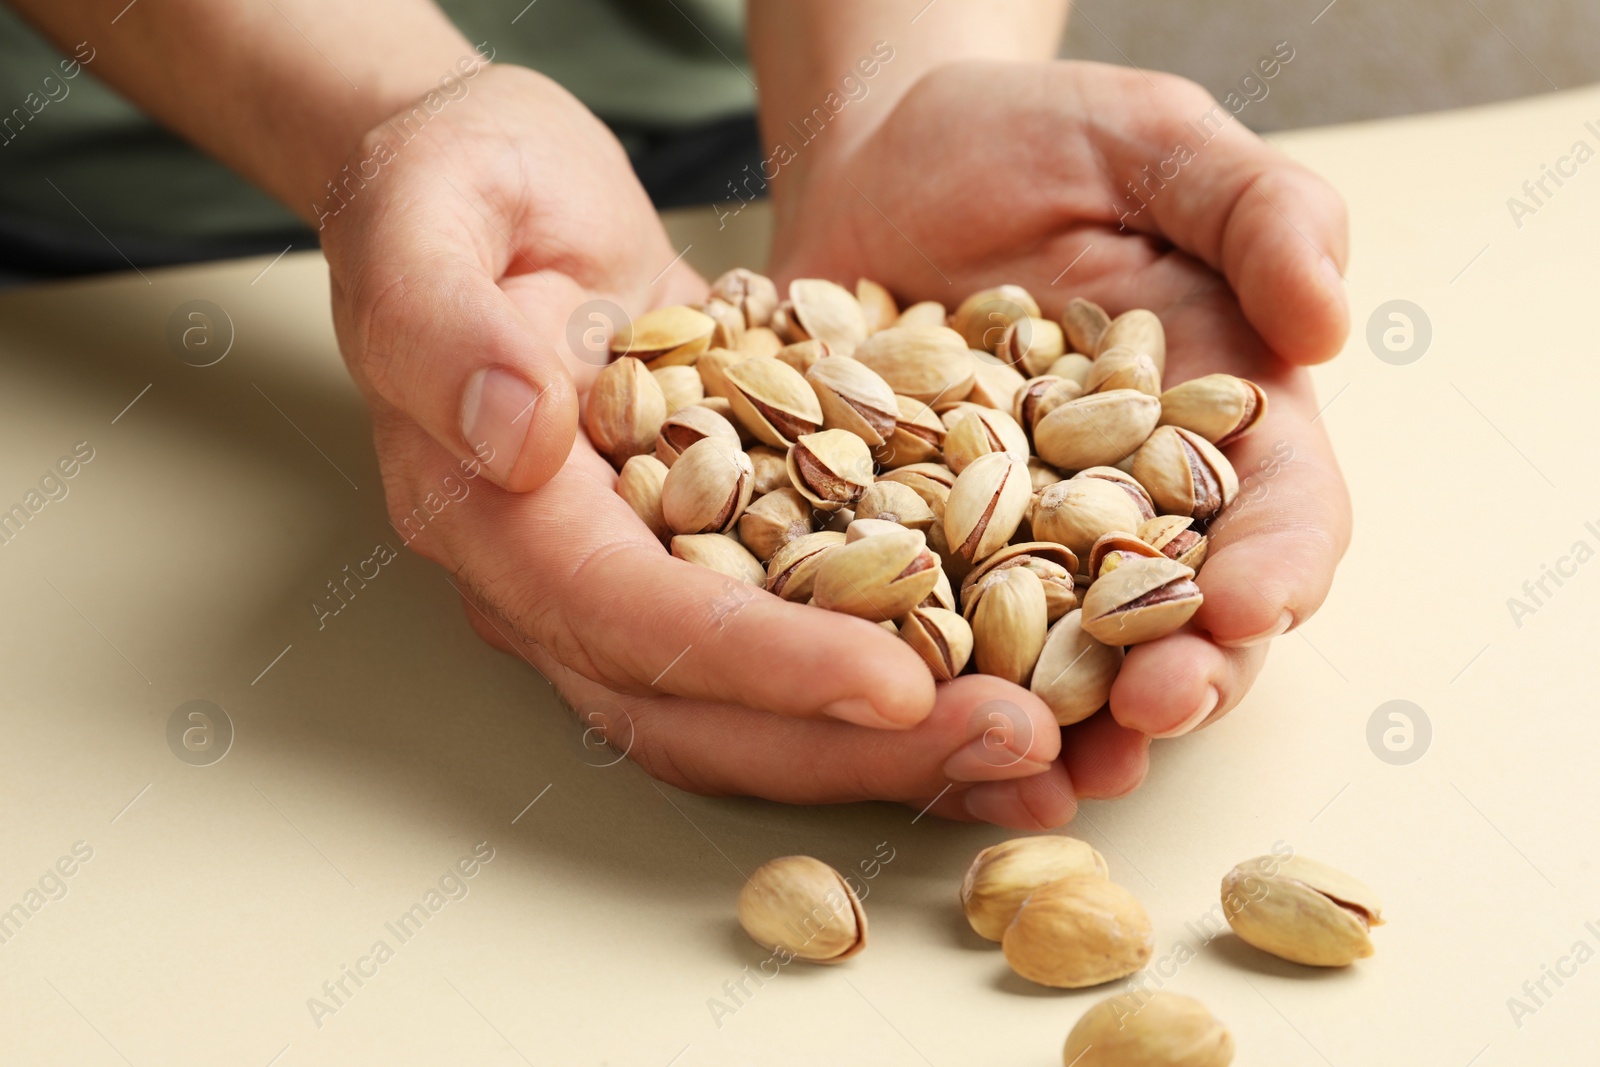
[855,480,936,532]
[789,278,869,356]
[854,326,976,405]
[1140,515,1210,571]
[877,462,956,507]
[996,317,1067,378]
[652,364,705,414]
[944,453,1033,564]
[967,353,1029,413]
[1087,532,1165,582]
[738,326,784,360]
[786,429,875,511]
[1080,556,1202,645]
[1074,466,1157,522]
[1047,353,1094,387]
[654,403,742,467]
[695,346,745,402]
[1062,296,1112,354]
[739,487,816,563]
[1032,477,1146,562]
[925,564,957,611]
[1015,375,1084,436]
[585,356,667,467]
[952,284,1041,352]
[1002,876,1154,988]
[696,394,744,432]
[1130,426,1239,521]
[1033,389,1162,472]
[970,567,1049,685]
[660,436,755,535]
[807,356,898,447]
[844,517,905,542]
[1083,345,1162,396]
[1062,992,1235,1067]
[963,542,1077,622]
[737,855,867,963]
[1159,373,1267,447]
[724,356,825,447]
[701,297,746,350]
[1223,855,1384,967]
[770,300,802,342]
[670,533,765,586]
[710,267,780,329]
[936,400,990,432]
[776,338,831,376]
[610,304,715,368]
[1027,456,1062,494]
[766,531,847,602]
[812,525,941,621]
[871,394,947,469]
[960,836,1110,941]
[943,408,1030,474]
[1030,610,1124,725]
[856,278,899,333]
[746,445,792,496]
[1096,307,1166,375]
[616,454,670,541]
[899,606,972,681]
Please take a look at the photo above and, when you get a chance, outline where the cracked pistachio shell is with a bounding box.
[1063,992,1235,1067]
[724,356,824,447]
[967,352,1029,412]
[944,453,1032,565]
[943,408,1030,474]
[1222,855,1383,967]
[1031,610,1123,725]
[1096,308,1166,375]
[695,346,745,402]
[786,429,875,511]
[652,364,705,414]
[872,394,946,469]
[738,855,867,963]
[770,300,802,343]
[1047,353,1094,387]
[963,542,1079,623]
[1131,426,1239,521]
[854,326,976,405]
[1034,389,1162,472]
[1140,515,1210,571]
[789,278,869,357]
[1075,466,1157,522]
[936,401,989,432]
[776,338,832,376]
[812,526,941,621]
[586,356,667,467]
[617,454,670,542]
[1015,376,1084,436]
[1062,297,1112,354]
[738,326,784,359]
[1081,556,1202,645]
[1032,477,1146,563]
[670,533,765,585]
[1088,532,1165,582]
[961,836,1110,941]
[1028,457,1062,494]
[855,480,936,532]
[856,278,899,333]
[996,317,1067,378]
[1159,374,1268,447]
[744,445,791,497]
[739,487,816,563]
[952,285,1041,352]
[877,462,956,506]
[894,299,948,329]
[899,606,972,681]
[654,403,741,467]
[924,564,957,611]
[971,567,1049,685]
[710,267,780,329]
[1084,346,1162,397]
[660,437,755,535]
[701,297,746,350]
[807,356,898,447]
[766,531,847,602]
[611,305,715,368]
[1002,876,1154,988]
[696,396,747,441]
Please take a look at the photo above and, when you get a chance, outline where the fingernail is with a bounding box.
[1152,686,1219,739]
[942,738,1052,783]
[460,366,540,484]
[1217,609,1294,648]
[823,697,905,730]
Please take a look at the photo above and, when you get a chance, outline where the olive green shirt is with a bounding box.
[0,0,753,240]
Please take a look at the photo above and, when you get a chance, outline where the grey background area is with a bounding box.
[1061,0,1600,130]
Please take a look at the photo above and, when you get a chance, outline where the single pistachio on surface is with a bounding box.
[894,299,948,330]
[670,533,765,585]
[1088,532,1166,582]
[1027,456,1062,494]
[1096,308,1166,375]
[710,267,780,329]
[971,567,1049,686]
[1062,297,1112,354]
[737,855,867,963]
[1222,855,1384,967]
[856,278,899,333]
[1159,373,1268,447]
[961,836,1109,941]
[700,297,746,350]
[660,436,754,535]
[807,356,898,448]
[694,346,745,402]
[1074,466,1157,522]
[1140,514,1210,571]
[786,429,875,512]
[943,408,1031,474]
[652,364,705,414]
[871,394,947,469]
[789,278,869,356]
[745,445,791,497]
[899,606,972,681]
[1015,375,1085,436]
[854,326,976,405]
[724,356,824,447]
[775,338,832,376]
[1062,991,1235,1067]
[1031,610,1124,725]
[585,356,667,467]
[996,317,1068,378]
[1002,876,1154,988]
[766,531,847,602]
[944,453,1033,565]
[1047,353,1094,387]
[1131,426,1239,521]
[617,454,670,541]
[1032,477,1146,563]
[855,480,936,532]
[963,542,1078,623]
[1084,345,1162,396]
[812,525,941,621]
[611,304,715,368]
[739,488,816,563]
[1033,389,1162,472]
[967,352,1029,412]
[738,326,784,360]
[654,403,741,467]
[952,285,1041,352]
[1080,556,1202,645]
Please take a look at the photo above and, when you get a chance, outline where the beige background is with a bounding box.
[2,84,1599,1065]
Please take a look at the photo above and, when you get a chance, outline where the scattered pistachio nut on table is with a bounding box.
[1062,991,1235,1067]
[588,270,1271,726]
[737,855,867,963]
[960,835,1109,941]
[1221,854,1384,967]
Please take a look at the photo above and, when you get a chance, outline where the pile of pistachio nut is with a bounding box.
[586,269,1266,724]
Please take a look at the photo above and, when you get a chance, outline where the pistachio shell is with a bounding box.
[1096,308,1166,375]
[812,526,941,621]
[738,326,784,359]
[786,429,875,511]
[936,400,990,432]
[660,437,755,535]
[1074,466,1156,522]
[1222,855,1383,967]
[1033,389,1162,471]
[724,356,824,447]
[1083,345,1162,396]
[1031,610,1124,725]
[739,487,816,563]
[996,317,1067,378]
[1159,374,1268,446]
[611,305,715,367]
[789,278,869,356]
[1080,556,1202,645]
[670,533,765,585]
[1032,477,1146,562]
[1087,532,1165,582]
[1027,456,1062,494]
[617,454,670,541]
[807,357,898,447]
[872,394,947,469]
[944,453,1032,564]
[855,480,936,532]
[695,347,745,402]
[710,267,780,329]
[1140,515,1210,571]
[967,352,1030,411]
[1015,375,1084,435]
[1002,876,1154,988]
[924,565,957,611]
[1062,297,1111,354]
[952,285,1041,351]
[775,338,831,376]
[1130,426,1239,521]
[853,326,976,405]
[961,836,1110,941]
[856,278,899,333]
[894,300,948,329]
[766,531,847,601]
[899,606,972,681]
[652,364,705,414]
[769,300,803,343]
[745,445,791,496]
[1063,992,1235,1067]
[701,297,746,350]
[737,855,867,963]
[654,403,741,467]
[971,567,1049,685]
[943,408,1030,474]
[845,517,905,542]
[962,542,1078,622]
[585,356,667,467]
[1046,353,1094,386]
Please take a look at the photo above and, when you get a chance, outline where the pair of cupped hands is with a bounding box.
[320,60,1352,829]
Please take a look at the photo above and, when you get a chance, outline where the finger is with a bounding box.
[920,766,1078,830]
[1059,713,1150,798]
[1108,625,1269,737]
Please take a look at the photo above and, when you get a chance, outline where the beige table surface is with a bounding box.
[3,82,1599,1067]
